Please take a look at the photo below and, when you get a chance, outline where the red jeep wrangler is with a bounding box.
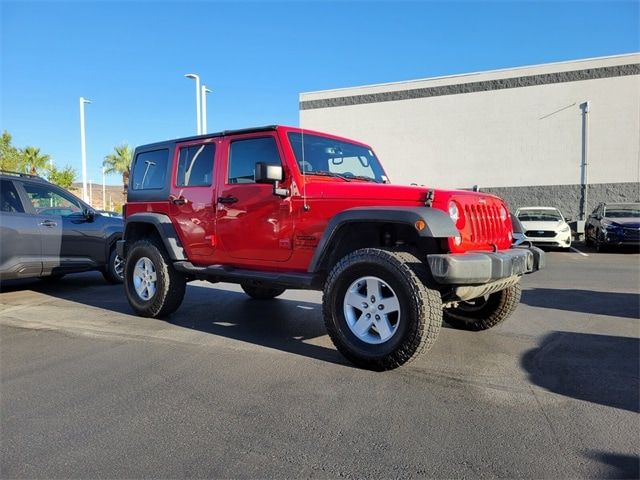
[118,126,543,370]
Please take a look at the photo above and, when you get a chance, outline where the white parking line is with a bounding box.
[570,247,589,257]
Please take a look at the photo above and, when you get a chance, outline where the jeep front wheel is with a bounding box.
[323,249,442,371]
[443,282,522,331]
[124,239,186,318]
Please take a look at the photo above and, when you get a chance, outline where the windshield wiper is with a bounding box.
[304,171,351,182]
[342,174,378,183]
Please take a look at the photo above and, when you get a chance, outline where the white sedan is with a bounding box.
[515,207,572,249]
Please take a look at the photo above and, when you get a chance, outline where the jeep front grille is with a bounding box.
[465,204,503,245]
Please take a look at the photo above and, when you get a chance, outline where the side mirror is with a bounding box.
[83,208,96,222]
[255,162,289,198]
[255,162,284,183]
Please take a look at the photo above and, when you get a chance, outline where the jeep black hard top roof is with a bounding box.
[135,125,278,151]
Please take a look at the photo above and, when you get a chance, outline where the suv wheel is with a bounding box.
[124,239,186,318]
[323,248,442,371]
[241,284,286,300]
[102,247,125,284]
[443,282,521,331]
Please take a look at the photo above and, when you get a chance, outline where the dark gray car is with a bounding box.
[0,171,124,283]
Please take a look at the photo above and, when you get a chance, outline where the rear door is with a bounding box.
[0,179,43,279]
[168,139,218,264]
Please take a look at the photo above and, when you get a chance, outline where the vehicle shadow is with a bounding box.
[584,451,640,479]
[578,243,640,254]
[521,288,639,319]
[521,331,639,413]
[167,283,350,367]
[0,273,350,367]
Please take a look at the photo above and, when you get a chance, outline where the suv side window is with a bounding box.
[22,182,83,217]
[228,137,281,184]
[177,144,215,187]
[0,180,24,213]
[131,149,169,190]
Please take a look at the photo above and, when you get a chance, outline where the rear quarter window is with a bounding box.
[131,149,169,190]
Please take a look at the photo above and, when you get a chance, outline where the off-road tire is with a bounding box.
[124,239,186,318]
[241,284,286,300]
[444,282,522,331]
[323,248,442,371]
[102,247,124,284]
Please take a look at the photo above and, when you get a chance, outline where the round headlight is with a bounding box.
[448,201,460,223]
[499,205,508,221]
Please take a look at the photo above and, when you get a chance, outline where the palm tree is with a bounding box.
[103,144,133,196]
[22,146,51,176]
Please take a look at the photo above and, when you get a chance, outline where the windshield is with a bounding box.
[517,209,563,222]
[604,204,640,218]
[287,132,387,183]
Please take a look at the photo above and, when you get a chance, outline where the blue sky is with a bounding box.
[2,0,638,185]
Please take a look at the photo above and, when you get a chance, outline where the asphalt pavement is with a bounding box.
[1,244,638,479]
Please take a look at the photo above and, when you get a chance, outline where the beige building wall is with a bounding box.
[299,54,640,212]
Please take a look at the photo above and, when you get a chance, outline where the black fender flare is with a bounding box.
[103,231,123,263]
[124,213,186,260]
[308,206,458,273]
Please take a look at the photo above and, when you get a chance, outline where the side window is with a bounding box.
[228,137,281,184]
[176,144,215,187]
[131,149,169,190]
[0,180,25,213]
[22,183,83,217]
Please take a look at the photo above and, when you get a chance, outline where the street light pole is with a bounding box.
[201,85,212,134]
[184,74,202,135]
[79,97,91,202]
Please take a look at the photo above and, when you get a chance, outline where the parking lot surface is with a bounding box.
[1,245,639,479]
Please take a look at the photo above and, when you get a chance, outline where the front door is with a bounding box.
[169,139,218,265]
[215,134,293,263]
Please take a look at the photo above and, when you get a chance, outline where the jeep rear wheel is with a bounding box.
[323,249,442,371]
[124,239,186,318]
[444,282,522,331]
[241,284,286,300]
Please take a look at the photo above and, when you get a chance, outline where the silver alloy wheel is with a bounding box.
[113,254,125,280]
[343,276,401,344]
[132,257,157,301]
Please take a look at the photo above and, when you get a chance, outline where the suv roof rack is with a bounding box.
[0,170,45,180]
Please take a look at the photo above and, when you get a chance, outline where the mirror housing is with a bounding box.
[255,162,284,183]
[83,208,96,222]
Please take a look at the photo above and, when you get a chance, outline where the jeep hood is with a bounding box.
[300,180,504,207]
[301,181,427,203]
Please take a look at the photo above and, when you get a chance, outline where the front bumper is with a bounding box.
[427,246,544,285]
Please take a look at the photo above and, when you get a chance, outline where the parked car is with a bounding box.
[515,206,572,250]
[118,125,543,371]
[585,202,640,251]
[0,171,124,283]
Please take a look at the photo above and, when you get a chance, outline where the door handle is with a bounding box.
[39,220,57,228]
[218,196,238,205]
[169,194,188,205]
